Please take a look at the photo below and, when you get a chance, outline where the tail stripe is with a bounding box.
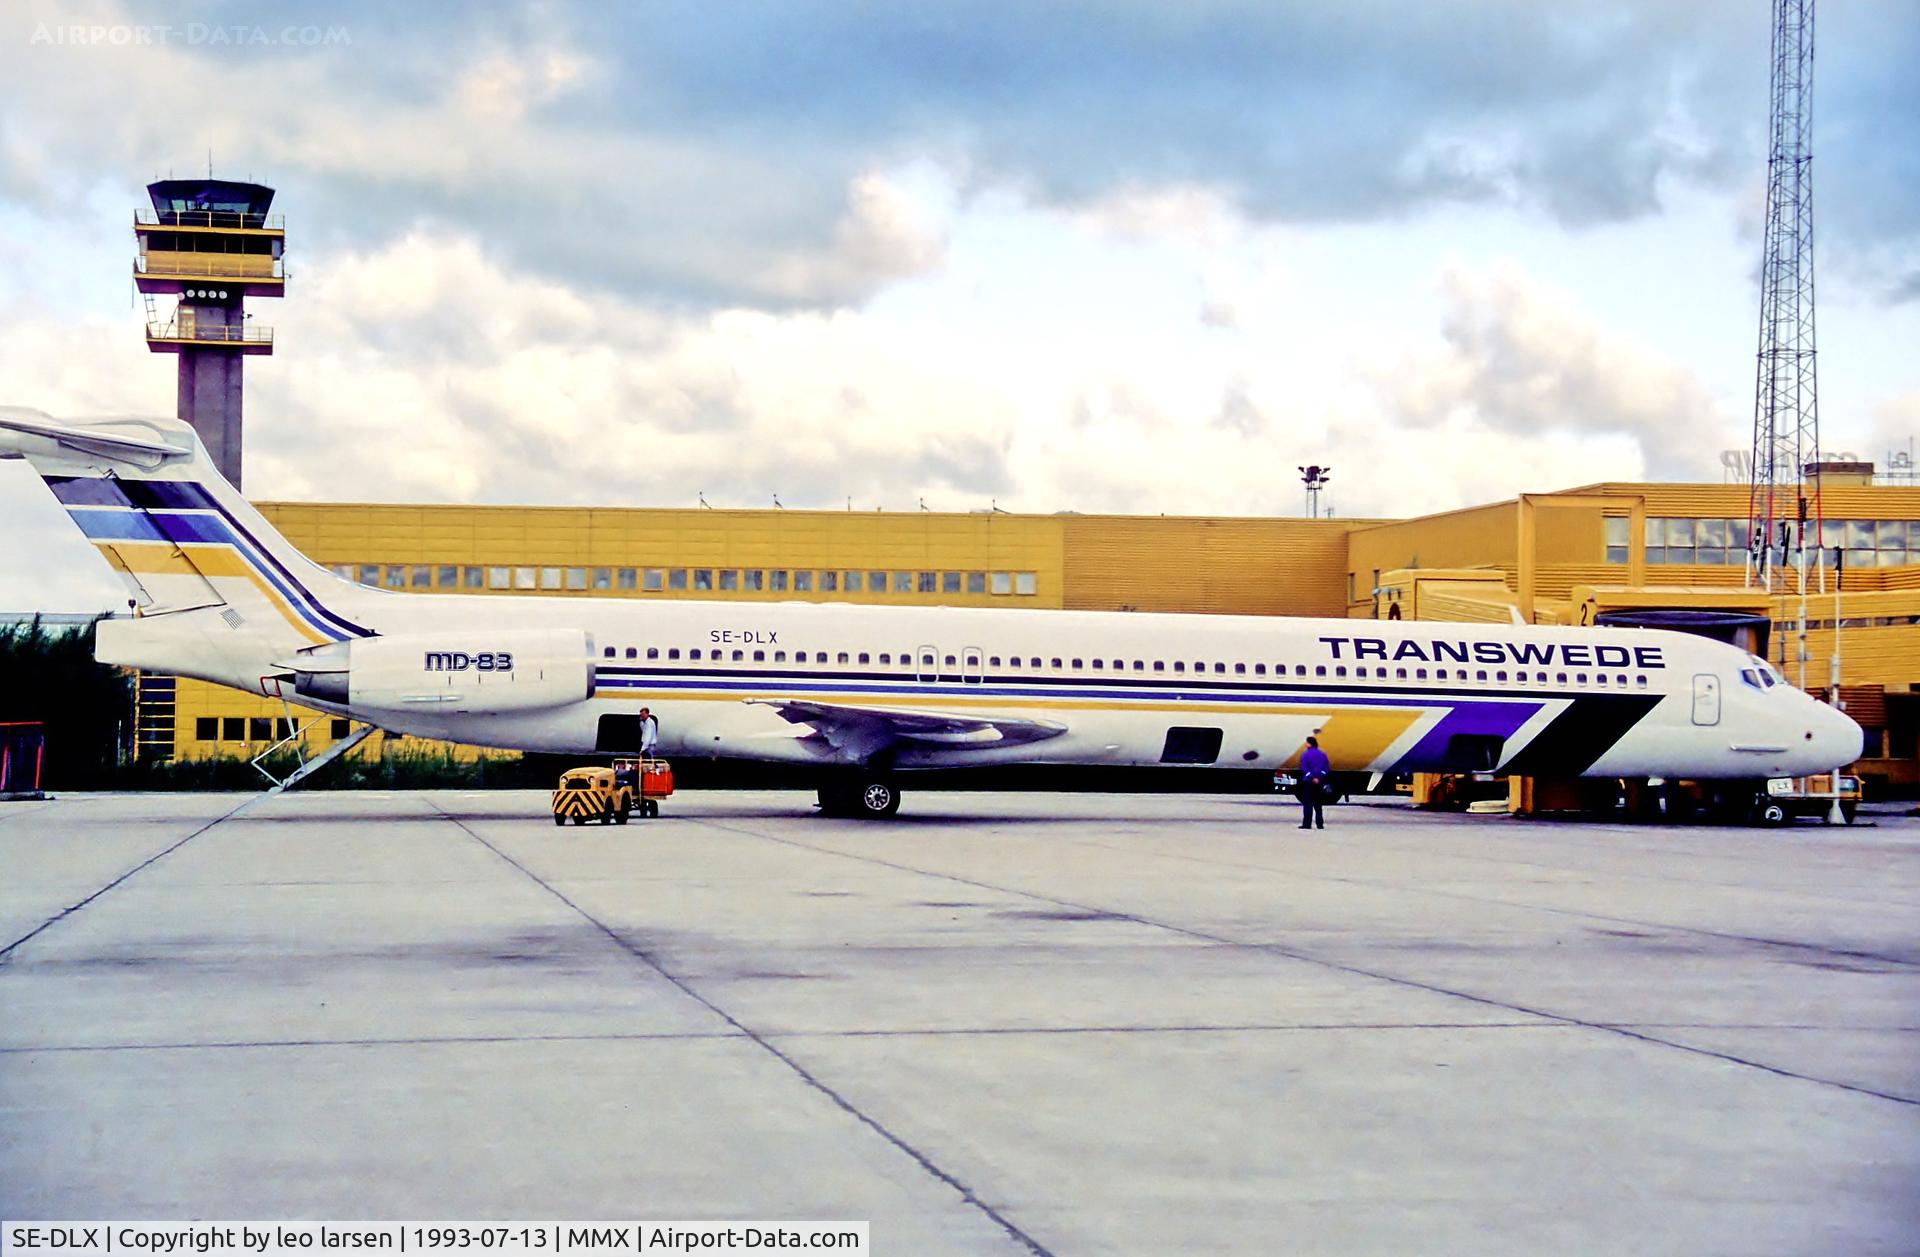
[50,474,371,640]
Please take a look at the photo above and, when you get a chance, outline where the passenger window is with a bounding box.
[990,656,1002,667]
[1416,668,1428,679]
[625,647,637,659]
[732,649,744,661]
[1174,662,1186,673]
[1335,666,1347,677]
[690,649,702,661]
[1050,657,1063,669]
[1395,667,1407,679]
[1375,667,1387,678]
[754,650,765,662]
[879,653,891,664]
[1616,674,1628,686]
[1474,669,1485,681]
[773,651,786,662]
[1153,661,1165,672]
[647,648,659,660]
[1494,670,1506,682]
[1556,672,1568,684]
[1315,666,1326,677]
[1254,664,1265,675]
[1436,669,1449,681]
[1031,657,1042,668]
[857,652,870,664]
[1296,665,1307,676]
[1596,674,1609,686]
[837,652,850,664]
[1134,660,1145,671]
[1536,672,1547,683]
[1071,658,1083,669]
[1091,659,1103,670]
[668,648,681,660]
[946,655,957,667]
[602,646,614,658]
[1234,663,1245,674]
[1635,675,1648,688]
[1575,673,1587,685]
[1215,663,1226,674]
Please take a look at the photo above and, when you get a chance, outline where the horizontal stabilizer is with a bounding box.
[0,407,193,470]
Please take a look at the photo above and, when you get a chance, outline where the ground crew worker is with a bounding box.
[1298,735,1331,830]
[638,707,659,757]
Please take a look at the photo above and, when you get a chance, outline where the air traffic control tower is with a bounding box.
[134,180,284,489]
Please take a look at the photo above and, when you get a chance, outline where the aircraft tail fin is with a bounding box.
[0,406,372,652]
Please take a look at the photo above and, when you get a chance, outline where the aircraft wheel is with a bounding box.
[854,778,901,819]
[1758,801,1788,826]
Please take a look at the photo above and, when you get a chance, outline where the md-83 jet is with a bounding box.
[1,409,1861,818]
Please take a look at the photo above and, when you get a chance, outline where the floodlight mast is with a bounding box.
[1299,465,1331,519]
[1744,0,1821,656]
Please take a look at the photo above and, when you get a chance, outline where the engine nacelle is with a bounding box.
[292,628,593,716]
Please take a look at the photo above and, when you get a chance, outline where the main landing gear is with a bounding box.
[817,775,902,819]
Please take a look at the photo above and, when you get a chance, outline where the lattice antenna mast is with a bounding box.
[1746,0,1821,608]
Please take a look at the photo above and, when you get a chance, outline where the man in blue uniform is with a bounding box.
[1297,735,1331,830]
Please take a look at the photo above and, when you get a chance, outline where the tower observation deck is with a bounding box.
[134,179,284,488]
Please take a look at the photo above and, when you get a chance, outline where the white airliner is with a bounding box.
[2,409,1861,817]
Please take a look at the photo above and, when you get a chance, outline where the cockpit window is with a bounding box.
[1743,655,1783,689]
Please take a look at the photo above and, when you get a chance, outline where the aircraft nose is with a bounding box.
[1804,700,1863,771]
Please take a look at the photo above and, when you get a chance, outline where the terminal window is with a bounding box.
[770,571,789,591]
[515,567,536,590]
[942,572,962,593]
[540,568,562,589]
[968,572,986,593]
[991,572,1012,594]
[223,717,245,741]
[669,569,689,590]
[464,567,484,588]
[794,571,812,591]
[195,717,218,741]
[411,566,431,588]
[1015,572,1037,595]
[894,572,913,593]
[489,567,511,589]
[592,568,611,590]
[719,570,739,591]
[821,571,839,591]
[385,567,405,588]
[641,569,662,591]
[437,566,458,587]
[694,570,713,590]
[919,571,937,593]
[566,568,588,590]
[744,570,763,591]
[841,571,859,592]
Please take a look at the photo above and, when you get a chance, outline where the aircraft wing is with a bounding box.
[745,697,1067,760]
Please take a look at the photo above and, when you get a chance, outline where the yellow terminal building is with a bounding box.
[121,183,1920,798]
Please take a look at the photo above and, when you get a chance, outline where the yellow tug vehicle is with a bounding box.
[551,766,635,826]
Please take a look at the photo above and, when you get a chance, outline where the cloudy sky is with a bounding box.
[2,0,1917,610]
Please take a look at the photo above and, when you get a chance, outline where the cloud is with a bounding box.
[6,0,1916,313]
[1380,262,1738,480]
